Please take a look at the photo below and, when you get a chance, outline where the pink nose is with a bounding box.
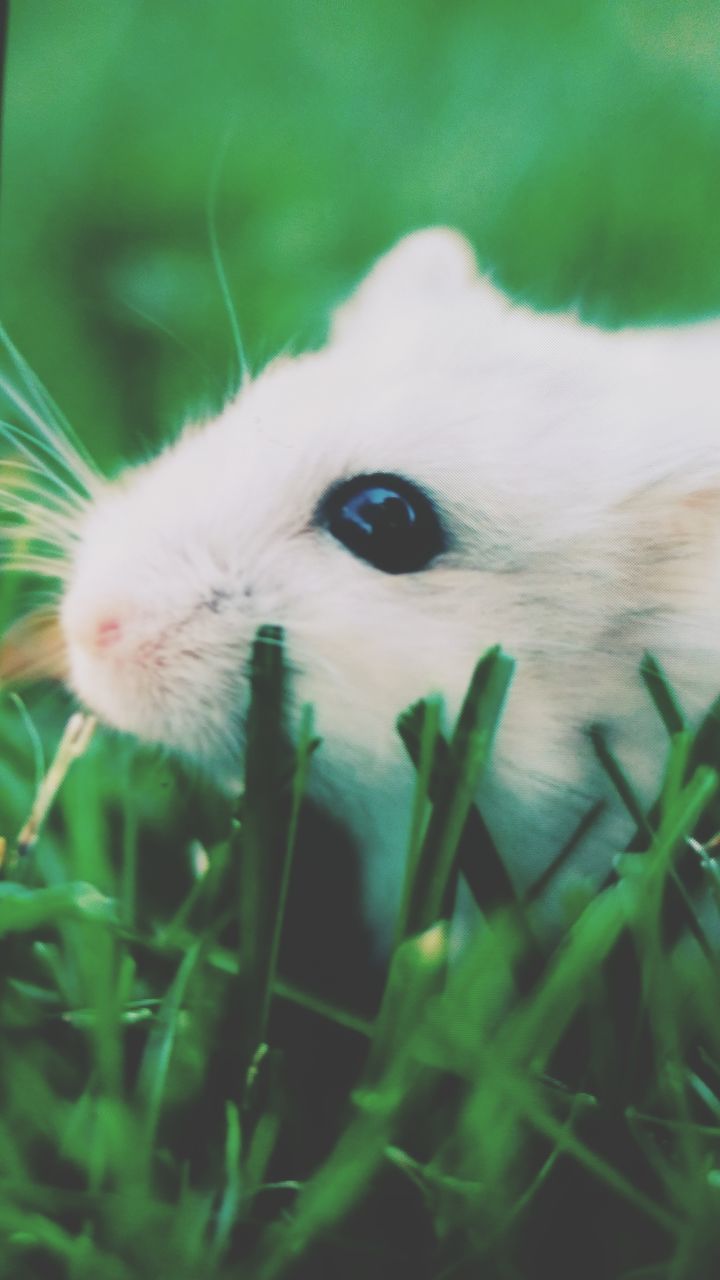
[93,616,123,650]
[62,592,130,656]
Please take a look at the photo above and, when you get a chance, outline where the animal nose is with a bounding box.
[93,617,123,650]
[64,604,125,655]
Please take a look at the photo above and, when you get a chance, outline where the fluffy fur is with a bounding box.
[45,229,720,941]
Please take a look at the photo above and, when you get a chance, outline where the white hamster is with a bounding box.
[8,228,720,942]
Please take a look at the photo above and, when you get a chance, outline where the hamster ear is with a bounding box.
[330,227,487,342]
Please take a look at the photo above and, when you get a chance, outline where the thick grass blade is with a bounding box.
[397,697,522,926]
[235,625,318,1101]
[641,653,688,737]
[396,645,514,938]
[235,625,289,1062]
[589,722,653,840]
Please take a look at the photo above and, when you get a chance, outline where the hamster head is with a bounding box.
[61,228,525,779]
[51,228,720,915]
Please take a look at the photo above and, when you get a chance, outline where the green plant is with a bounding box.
[0,633,718,1279]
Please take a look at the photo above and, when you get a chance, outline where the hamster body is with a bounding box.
[22,229,720,941]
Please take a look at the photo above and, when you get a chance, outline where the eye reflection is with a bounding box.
[316,472,446,574]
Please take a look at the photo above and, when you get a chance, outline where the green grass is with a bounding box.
[0,636,720,1278]
[3,3,720,1276]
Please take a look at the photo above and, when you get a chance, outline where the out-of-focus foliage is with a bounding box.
[3,1,720,462]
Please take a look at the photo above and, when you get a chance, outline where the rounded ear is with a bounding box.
[330,227,486,342]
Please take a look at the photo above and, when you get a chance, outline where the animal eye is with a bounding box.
[317,472,446,574]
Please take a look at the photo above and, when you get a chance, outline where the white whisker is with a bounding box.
[2,551,70,580]
[0,421,93,506]
[0,524,77,558]
[0,472,86,516]
[0,478,85,522]
[0,323,97,471]
[0,377,99,495]
[0,509,79,544]
[207,128,251,394]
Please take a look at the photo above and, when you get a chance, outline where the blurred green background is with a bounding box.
[3,0,720,472]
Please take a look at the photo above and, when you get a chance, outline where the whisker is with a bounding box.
[1,552,70,580]
[0,525,72,553]
[0,527,76,561]
[207,127,251,395]
[0,473,86,516]
[0,416,91,486]
[118,298,216,382]
[0,510,80,546]
[0,514,74,551]
[21,583,64,607]
[0,377,99,495]
[0,456,77,485]
[0,324,89,456]
[0,508,75,539]
[0,524,77,559]
[0,421,93,504]
[0,491,84,531]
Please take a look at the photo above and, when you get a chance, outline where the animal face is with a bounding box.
[9,228,720,930]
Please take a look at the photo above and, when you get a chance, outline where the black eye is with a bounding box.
[316,472,446,574]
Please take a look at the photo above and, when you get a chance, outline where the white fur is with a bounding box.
[59,229,720,942]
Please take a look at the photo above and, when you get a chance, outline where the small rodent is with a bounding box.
[5,228,720,944]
